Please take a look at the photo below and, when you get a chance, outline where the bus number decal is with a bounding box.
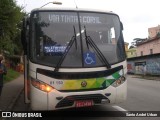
[50,81,54,85]
[56,81,63,85]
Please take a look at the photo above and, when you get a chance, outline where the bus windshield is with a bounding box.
[30,11,125,68]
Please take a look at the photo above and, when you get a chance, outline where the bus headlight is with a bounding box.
[31,78,54,93]
[112,76,126,87]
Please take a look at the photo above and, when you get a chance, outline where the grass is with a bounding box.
[3,68,20,83]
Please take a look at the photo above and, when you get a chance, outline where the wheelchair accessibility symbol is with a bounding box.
[84,52,96,65]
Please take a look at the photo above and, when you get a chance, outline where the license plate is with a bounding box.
[75,100,93,107]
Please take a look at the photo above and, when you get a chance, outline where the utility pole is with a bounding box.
[74,0,78,8]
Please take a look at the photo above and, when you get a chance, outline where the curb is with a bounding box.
[5,88,24,111]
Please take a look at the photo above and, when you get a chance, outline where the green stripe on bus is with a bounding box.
[112,71,120,79]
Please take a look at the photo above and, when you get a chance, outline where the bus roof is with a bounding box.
[31,7,117,15]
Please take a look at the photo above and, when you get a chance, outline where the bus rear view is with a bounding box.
[22,8,127,110]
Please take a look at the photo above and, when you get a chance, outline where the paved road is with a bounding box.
[117,75,160,111]
[4,75,160,120]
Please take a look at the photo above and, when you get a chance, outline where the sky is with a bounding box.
[16,0,160,46]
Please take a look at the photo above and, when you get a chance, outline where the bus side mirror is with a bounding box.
[21,29,27,55]
[120,22,124,30]
[21,17,29,55]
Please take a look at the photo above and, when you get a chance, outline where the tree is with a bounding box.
[0,0,24,55]
[131,38,147,47]
[129,45,135,49]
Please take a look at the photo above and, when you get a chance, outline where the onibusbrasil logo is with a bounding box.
[2,112,42,118]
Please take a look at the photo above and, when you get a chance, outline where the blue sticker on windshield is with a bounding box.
[84,52,96,65]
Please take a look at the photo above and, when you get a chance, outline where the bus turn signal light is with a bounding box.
[31,78,54,93]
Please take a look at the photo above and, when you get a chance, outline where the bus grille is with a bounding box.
[55,94,108,108]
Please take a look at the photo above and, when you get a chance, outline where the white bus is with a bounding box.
[21,7,127,110]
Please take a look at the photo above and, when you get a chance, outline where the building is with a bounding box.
[124,42,129,51]
[136,25,160,56]
[148,25,160,38]
[136,36,160,56]
[124,42,137,58]
[126,47,137,58]
[127,53,160,75]
[127,25,160,75]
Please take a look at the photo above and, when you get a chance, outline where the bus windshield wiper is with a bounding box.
[84,26,111,69]
[54,26,77,72]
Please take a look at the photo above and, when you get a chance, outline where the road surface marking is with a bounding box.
[112,105,127,111]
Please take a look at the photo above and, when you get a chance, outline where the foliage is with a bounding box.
[129,45,135,49]
[0,0,24,55]
[131,38,147,47]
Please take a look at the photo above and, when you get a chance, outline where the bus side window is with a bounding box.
[109,28,116,44]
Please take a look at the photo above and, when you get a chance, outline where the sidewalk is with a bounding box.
[128,74,160,81]
[0,74,24,111]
